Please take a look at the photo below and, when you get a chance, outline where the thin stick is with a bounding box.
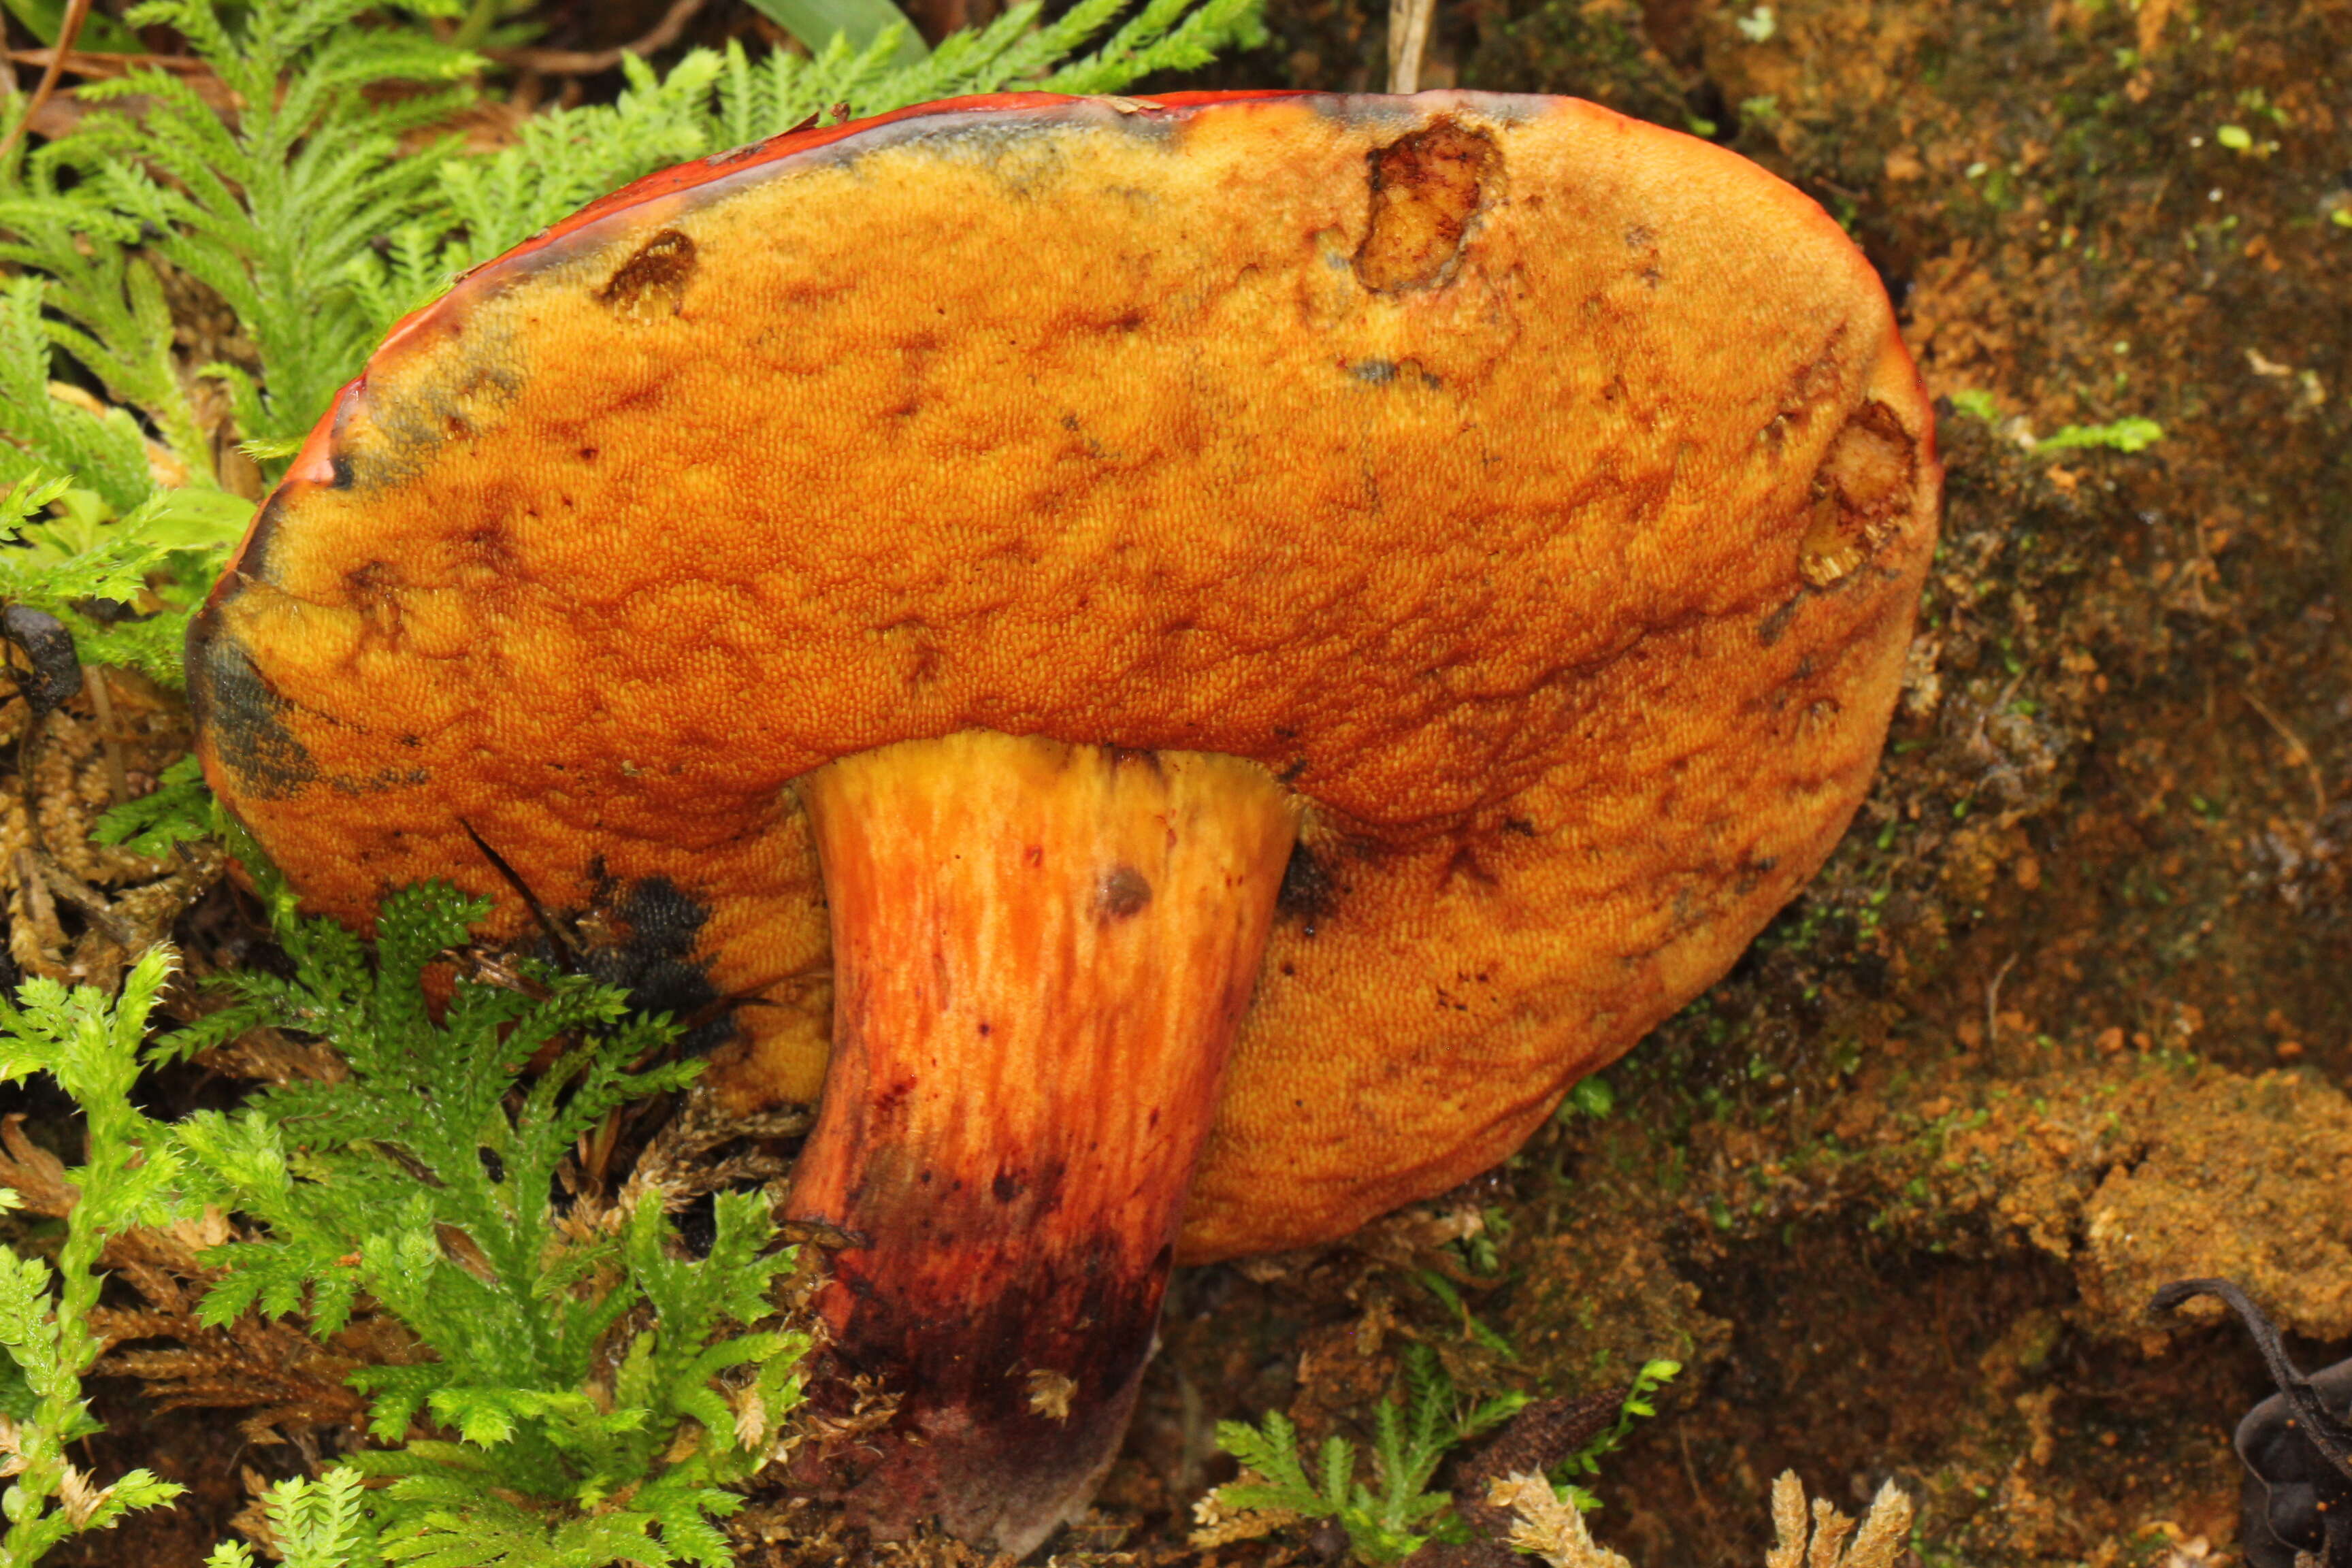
[35,855,133,947]
[2,48,208,74]
[1678,1425,1722,1539]
[15,706,47,858]
[78,666,131,808]
[458,816,581,967]
[487,0,706,76]
[1983,950,2018,1051]
[1386,0,1437,94]
[0,0,93,164]
[2242,687,2328,822]
[14,849,59,966]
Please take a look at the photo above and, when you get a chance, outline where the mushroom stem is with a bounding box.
[788,730,1298,1554]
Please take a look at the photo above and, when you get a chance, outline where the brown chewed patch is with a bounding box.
[1353,120,1500,292]
[1798,400,1919,587]
[598,229,698,318]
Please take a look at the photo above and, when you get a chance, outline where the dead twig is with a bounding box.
[459,815,582,968]
[0,0,94,163]
[13,849,62,970]
[1386,0,1437,93]
[16,706,48,859]
[1984,950,2019,1051]
[485,0,706,76]
[35,854,135,948]
[2242,687,2328,823]
[1678,1424,1722,1539]
[79,666,131,809]
[1,47,210,76]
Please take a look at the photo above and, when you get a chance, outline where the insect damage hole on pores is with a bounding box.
[598,229,699,318]
[1353,120,1502,293]
[1798,400,1919,587]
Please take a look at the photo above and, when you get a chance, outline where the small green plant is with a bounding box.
[1201,1350,1682,1564]
[1418,1269,1517,1357]
[1207,1345,1529,1562]
[0,851,811,1566]
[161,861,808,1567]
[1945,388,2001,423]
[0,365,248,685]
[0,952,192,1566]
[1944,389,2163,457]
[742,0,930,65]
[1556,1075,1617,1124]
[1554,1358,1681,1500]
[201,1468,376,1568]
[91,755,217,859]
[1443,1205,1514,1278]
[2034,416,2164,454]
[66,0,483,455]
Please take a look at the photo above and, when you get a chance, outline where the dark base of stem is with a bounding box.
[800,1348,1150,1558]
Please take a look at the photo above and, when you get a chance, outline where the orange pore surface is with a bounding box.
[191,91,1939,1262]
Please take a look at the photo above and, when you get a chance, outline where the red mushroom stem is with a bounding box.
[787,730,1298,1552]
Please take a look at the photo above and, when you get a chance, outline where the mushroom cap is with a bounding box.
[190,90,1939,1262]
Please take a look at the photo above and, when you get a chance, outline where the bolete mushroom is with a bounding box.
[189,91,1939,1554]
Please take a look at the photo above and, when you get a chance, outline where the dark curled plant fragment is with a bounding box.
[2155,1278,2352,1568]
[0,605,82,717]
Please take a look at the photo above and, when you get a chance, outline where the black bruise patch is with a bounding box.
[232,493,295,584]
[1349,357,1443,389]
[183,621,319,801]
[1276,840,1338,933]
[1756,593,1803,647]
[327,765,431,799]
[573,872,730,1056]
[598,229,698,317]
[343,351,526,493]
